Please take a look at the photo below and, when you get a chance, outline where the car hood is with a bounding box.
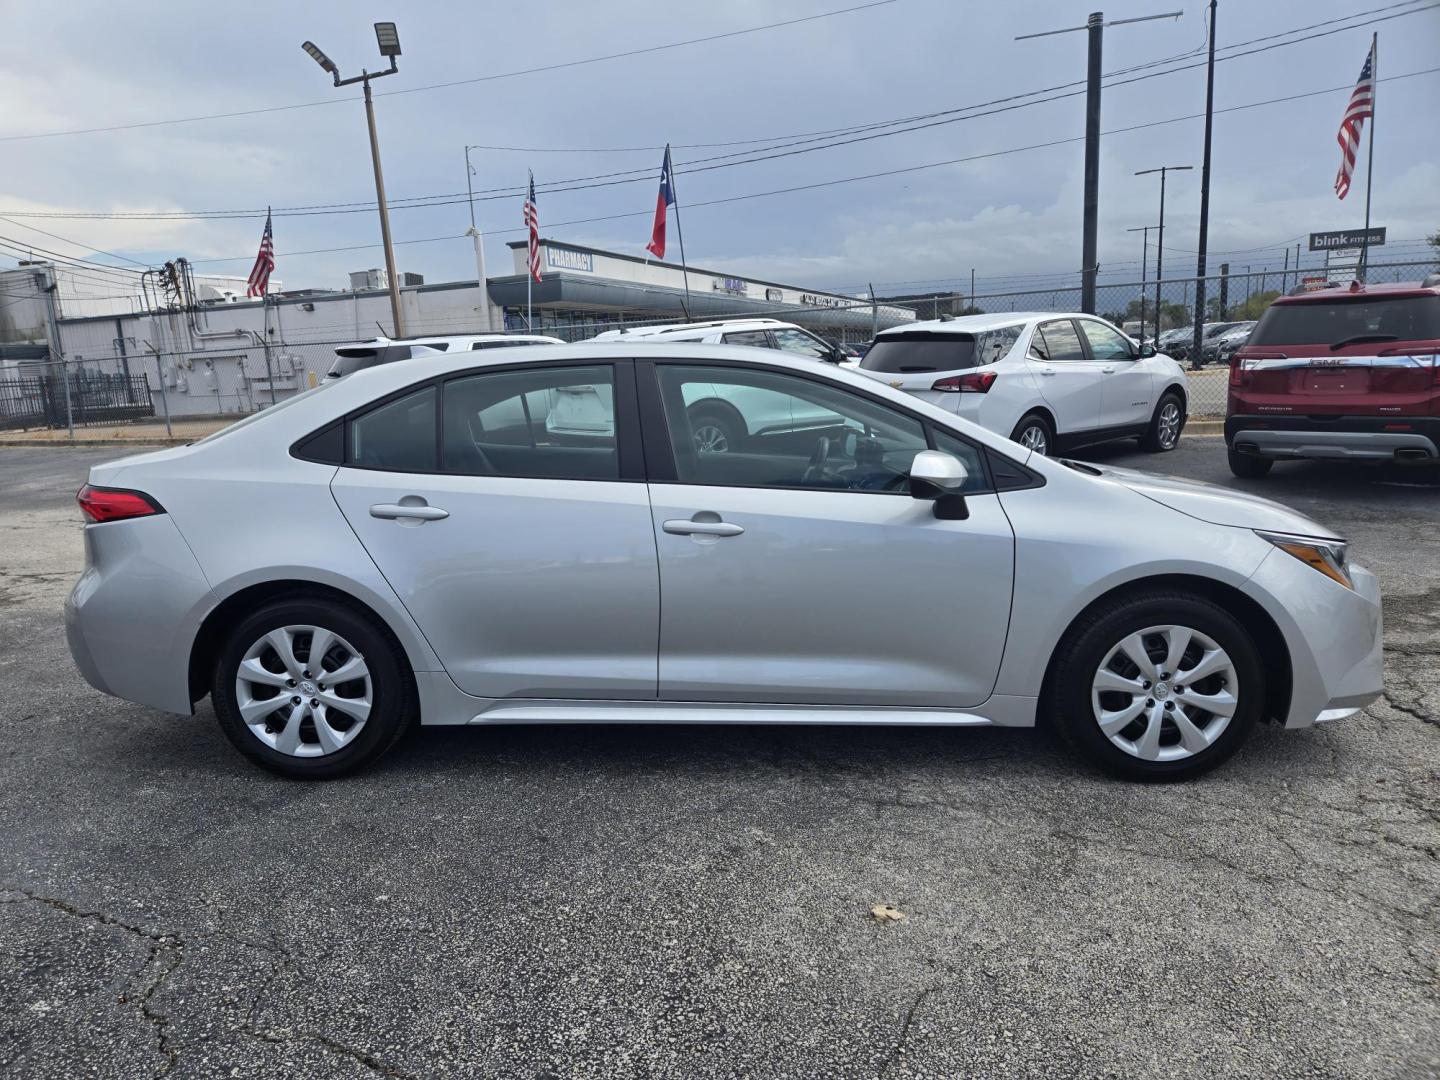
[1079,462,1339,537]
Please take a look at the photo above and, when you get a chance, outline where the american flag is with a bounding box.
[1333,40,1375,200]
[245,209,275,298]
[523,172,541,283]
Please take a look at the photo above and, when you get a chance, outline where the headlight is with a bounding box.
[1256,530,1352,589]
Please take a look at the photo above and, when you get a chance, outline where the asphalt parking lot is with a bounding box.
[2,439,1437,1079]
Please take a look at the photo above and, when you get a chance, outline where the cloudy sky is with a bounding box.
[1,0,1436,298]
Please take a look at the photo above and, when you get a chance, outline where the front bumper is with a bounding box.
[1227,414,1440,462]
[1246,547,1383,728]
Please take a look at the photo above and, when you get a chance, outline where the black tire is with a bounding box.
[212,596,416,779]
[1227,445,1274,478]
[1141,391,1186,452]
[1010,412,1054,456]
[688,407,741,454]
[1044,591,1263,782]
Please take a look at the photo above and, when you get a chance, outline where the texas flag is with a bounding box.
[645,144,675,260]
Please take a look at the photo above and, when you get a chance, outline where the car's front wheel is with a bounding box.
[1141,392,1185,452]
[1011,412,1053,456]
[212,596,415,779]
[1046,591,1263,781]
[688,407,741,454]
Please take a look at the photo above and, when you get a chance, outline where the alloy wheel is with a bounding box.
[1018,423,1049,455]
[1090,624,1237,762]
[1158,402,1182,448]
[692,423,730,453]
[234,624,373,758]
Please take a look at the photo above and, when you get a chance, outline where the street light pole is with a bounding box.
[1135,164,1192,341]
[464,145,494,332]
[1016,8,1181,315]
[1126,225,1158,340]
[1190,0,1219,369]
[302,23,407,339]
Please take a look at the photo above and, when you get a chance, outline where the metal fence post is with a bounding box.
[61,358,74,440]
[153,351,172,438]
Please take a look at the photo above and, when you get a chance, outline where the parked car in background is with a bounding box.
[1226,279,1440,477]
[1204,321,1257,366]
[1169,322,1242,365]
[324,333,564,382]
[856,313,1187,456]
[593,318,852,364]
[67,343,1382,782]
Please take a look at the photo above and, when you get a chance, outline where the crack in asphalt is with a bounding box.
[1,888,419,1080]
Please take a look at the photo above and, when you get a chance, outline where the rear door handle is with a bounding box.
[1038,368,1056,377]
[370,502,449,521]
[663,519,744,537]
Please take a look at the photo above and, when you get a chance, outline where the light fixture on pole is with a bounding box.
[1135,164,1192,342]
[301,22,407,338]
[1016,8,1181,315]
[1125,225,1159,342]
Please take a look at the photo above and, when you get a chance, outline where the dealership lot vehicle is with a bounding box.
[593,318,852,364]
[1169,321,1242,365]
[1226,280,1440,477]
[1204,321,1257,366]
[323,332,564,382]
[67,344,1380,781]
[857,313,1188,456]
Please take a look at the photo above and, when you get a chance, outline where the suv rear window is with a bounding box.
[861,327,1020,374]
[1251,295,1440,347]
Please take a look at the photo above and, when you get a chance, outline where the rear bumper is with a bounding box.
[1226,415,1440,461]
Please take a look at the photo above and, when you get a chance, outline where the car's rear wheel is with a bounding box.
[1141,392,1185,452]
[212,597,414,779]
[1227,445,1274,478]
[1011,412,1053,456]
[1046,592,1262,781]
[688,407,741,454]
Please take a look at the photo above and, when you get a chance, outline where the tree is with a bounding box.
[1428,229,1439,254]
[1234,289,1281,321]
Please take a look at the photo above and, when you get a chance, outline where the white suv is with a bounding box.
[857,313,1188,456]
[592,318,850,364]
[324,333,564,382]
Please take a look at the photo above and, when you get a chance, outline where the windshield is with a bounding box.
[1251,295,1440,347]
[860,327,1020,374]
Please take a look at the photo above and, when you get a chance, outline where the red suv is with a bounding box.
[1225,277,1440,477]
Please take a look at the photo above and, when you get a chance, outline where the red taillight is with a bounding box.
[76,485,163,524]
[932,370,997,393]
[1228,357,1244,388]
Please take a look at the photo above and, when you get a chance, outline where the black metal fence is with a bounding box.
[0,371,154,431]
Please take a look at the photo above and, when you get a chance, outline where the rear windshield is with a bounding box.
[1251,295,1440,347]
[860,327,1020,374]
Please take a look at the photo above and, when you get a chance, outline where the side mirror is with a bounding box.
[908,450,970,520]
[826,344,847,364]
[1137,343,1157,358]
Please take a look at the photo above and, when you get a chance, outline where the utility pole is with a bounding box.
[35,268,72,437]
[1135,164,1192,340]
[1125,225,1158,340]
[1017,8,1181,314]
[464,145,494,333]
[303,23,407,339]
[1190,0,1218,369]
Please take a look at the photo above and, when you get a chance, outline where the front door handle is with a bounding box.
[370,502,449,521]
[1038,368,1056,377]
[663,518,744,537]
[1101,366,1117,374]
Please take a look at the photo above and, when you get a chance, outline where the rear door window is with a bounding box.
[722,330,775,348]
[1251,296,1440,346]
[349,386,437,471]
[1035,320,1087,362]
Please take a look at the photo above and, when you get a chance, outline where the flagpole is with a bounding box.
[1359,33,1377,281]
[526,170,534,331]
[665,146,693,320]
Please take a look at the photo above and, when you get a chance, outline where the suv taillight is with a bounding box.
[77,485,164,523]
[932,371,997,393]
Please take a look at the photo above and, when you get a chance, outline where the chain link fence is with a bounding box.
[4,258,1433,436]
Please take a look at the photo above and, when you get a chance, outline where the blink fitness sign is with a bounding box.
[1308,228,1386,251]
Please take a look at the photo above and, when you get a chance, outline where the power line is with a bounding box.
[176,67,1439,268]
[9,0,1436,227]
[0,1,899,144]
[0,216,153,268]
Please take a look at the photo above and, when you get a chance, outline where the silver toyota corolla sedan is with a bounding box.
[65,344,1383,781]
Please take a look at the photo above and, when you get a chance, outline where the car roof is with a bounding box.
[1274,282,1440,304]
[876,312,1104,337]
[343,333,563,348]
